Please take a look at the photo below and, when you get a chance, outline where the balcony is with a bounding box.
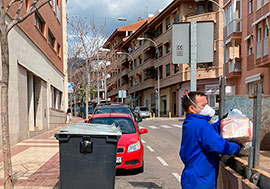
[129,78,155,93]
[183,67,221,82]
[226,58,242,79]
[131,40,151,59]
[108,88,118,97]
[160,72,183,89]
[120,67,129,77]
[184,12,216,23]
[226,19,242,38]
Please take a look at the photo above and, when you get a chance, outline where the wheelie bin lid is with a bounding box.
[55,123,122,137]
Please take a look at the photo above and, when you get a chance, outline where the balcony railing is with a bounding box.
[264,37,268,56]
[257,41,262,59]
[227,19,242,36]
[228,59,241,73]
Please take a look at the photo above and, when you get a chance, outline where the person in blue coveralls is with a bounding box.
[180,91,241,189]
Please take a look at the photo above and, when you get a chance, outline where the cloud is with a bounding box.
[67,0,174,29]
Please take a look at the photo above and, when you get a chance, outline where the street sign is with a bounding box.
[172,23,190,64]
[68,82,74,93]
[172,21,214,64]
[118,90,127,98]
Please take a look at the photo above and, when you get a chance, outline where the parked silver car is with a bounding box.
[134,106,151,119]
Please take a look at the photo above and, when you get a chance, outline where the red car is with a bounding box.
[87,113,148,172]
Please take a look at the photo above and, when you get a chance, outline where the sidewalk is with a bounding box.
[0,117,84,189]
[145,116,185,121]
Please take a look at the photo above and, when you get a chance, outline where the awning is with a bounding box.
[252,12,270,27]
[244,34,253,41]
[245,73,263,84]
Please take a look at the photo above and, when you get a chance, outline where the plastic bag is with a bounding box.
[221,109,253,143]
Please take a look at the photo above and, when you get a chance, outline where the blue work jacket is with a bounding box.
[180,114,240,189]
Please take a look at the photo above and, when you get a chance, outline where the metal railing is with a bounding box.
[227,19,242,36]
[228,59,241,73]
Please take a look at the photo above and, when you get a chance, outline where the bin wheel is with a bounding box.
[138,162,144,173]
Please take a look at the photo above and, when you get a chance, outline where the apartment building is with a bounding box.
[224,0,270,96]
[0,0,68,146]
[104,17,155,103]
[106,0,224,116]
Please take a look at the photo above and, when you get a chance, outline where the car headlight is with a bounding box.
[127,141,141,153]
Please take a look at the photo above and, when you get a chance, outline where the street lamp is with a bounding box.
[137,37,160,117]
[116,51,136,107]
[194,0,227,117]
[96,18,127,104]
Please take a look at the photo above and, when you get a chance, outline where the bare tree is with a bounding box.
[0,0,52,188]
[68,15,109,120]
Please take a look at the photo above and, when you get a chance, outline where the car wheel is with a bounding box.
[138,161,144,173]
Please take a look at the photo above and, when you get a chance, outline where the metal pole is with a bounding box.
[157,48,160,117]
[254,83,262,168]
[190,21,197,91]
[97,52,100,104]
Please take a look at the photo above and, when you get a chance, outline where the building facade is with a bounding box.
[224,0,270,95]
[106,0,224,116]
[0,0,68,146]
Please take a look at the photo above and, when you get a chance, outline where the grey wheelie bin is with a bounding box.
[55,123,122,189]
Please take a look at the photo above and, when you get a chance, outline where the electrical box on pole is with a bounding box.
[172,21,214,91]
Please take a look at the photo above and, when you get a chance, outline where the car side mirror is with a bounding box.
[137,117,143,122]
[139,128,148,134]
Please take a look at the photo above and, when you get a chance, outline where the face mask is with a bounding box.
[199,104,216,117]
[186,94,215,117]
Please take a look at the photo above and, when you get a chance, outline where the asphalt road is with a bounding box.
[115,119,184,189]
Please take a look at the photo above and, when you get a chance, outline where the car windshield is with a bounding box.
[140,107,149,111]
[90,117,136,134]
[96,108,131,114]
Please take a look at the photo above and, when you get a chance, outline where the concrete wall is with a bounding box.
[143,88,154,111]
[49,108,66,129]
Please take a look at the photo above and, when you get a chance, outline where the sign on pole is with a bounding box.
[172,22,190,64]
[118,90,127,98]
[68,82,74,93]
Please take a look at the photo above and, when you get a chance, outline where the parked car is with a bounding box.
[87,113,148,172]
[93,104,140,122]
[134,106,151,119]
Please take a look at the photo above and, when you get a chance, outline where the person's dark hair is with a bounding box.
[182,91,206,113]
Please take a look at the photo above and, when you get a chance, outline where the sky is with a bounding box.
[67,0,174,34]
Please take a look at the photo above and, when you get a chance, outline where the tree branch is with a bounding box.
[13,0,24,22]
[6,0,20,12]
[7,0,51,33]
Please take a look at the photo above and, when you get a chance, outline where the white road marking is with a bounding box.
[141,139,146,144]
[149,126,158,129]
[156,156,169,166]
[172,124,182,128]
[160,125,172,129]
[172,173,181,183]
[146,145,155,152]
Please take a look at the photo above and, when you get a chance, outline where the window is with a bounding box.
[174,64,179,73]
[208,2,213,12]
[166,16,171,30]
[248,38,253,55]
[265,24,269,38]
[57,43,61,57]
[166,64,170,76]
[198,5,205,14]
[157,46,163,58]
[264,0,269,5]
[139,56,142,64]
[118,79,120,87]
[26,0,30,10]
[156,24,163,37]
[258,27,262,42]
[257,0,261,10]
[51,86,62,110]
[174,12,179,23]
[35,12,45,34]
[48,29,56,49]
[249,0,253,13]
[165,43,171,53]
